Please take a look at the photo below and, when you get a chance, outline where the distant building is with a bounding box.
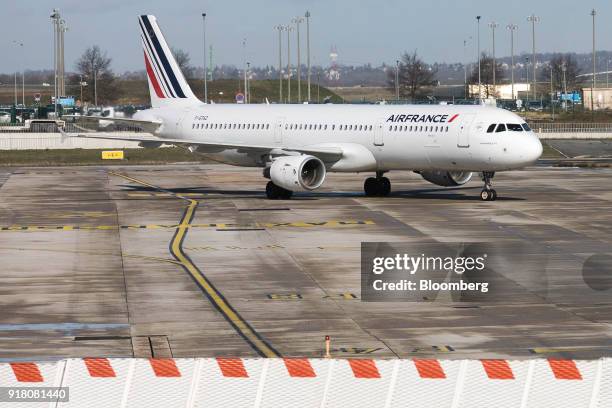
[468,83,530,99]
[582,88,612,110]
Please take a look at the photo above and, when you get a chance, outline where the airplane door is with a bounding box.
[374,120,384,146]
[274,117,284,144]
[457,113,475,148]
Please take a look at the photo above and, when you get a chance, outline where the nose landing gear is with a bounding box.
[480,172,497,201]
[364,172,391,197]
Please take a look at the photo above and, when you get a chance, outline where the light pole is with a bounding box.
[12,41,23,107]
[202,13,208,103]
[275,25,285,103]
[242,38,247,104]
[527,14,540,100]
[286,25,293,103]
[246,62,251,103]
[488,22,499,90]
[591,9,596,115]
[550,65,554,120]
[51,9,60,115]
[525,57,529,103]
[562,62,568,112]
[463,37,471,98]
[292,16,304,103]
[476,16,481,100]
[395,60,400,101]
[507,24,517,100]
[305,11,311,101]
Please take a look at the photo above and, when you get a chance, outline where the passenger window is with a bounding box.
[507,123,523,132]
[446,126,449,132]
[495,124,506,133]
[332,125,335,130]
[389,125,392,131]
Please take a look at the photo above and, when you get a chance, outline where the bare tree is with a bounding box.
[171,47,193,79]
[469,52,505,97]
[543,53,581,92]
[75,45,119,105]
[387,51,437,101]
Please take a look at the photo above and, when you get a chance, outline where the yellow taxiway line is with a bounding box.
[108,171,280,358]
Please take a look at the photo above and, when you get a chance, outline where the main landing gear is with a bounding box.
[266,181,293,200]
[364,172,391,197]
[480,171,497,201]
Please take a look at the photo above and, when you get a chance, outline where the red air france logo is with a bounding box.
[387,113,459,123]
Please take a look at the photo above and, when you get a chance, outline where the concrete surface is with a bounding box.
[0,164,611,361]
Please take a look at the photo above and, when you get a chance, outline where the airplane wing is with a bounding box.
[64,116,163,134]
[59,129,344,162]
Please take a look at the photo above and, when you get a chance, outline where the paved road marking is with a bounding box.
[109,171,280,358]
[0,220,375,232]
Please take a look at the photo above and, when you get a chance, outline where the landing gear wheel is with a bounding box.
[480,189,491,201]
[379,177,391,196]
[364,177,379,196]
[480,172,497,201]
[480,189,497,201]
[266,181,293,200]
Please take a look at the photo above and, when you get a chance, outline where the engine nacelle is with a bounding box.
[419,170,473,187]
[269,155,326,192]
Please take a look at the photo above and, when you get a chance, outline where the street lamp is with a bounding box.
[286,25,294,103]
[527,14,540,100]
[275,25,285,103]
[246,62,251,104]
[506,24,518,100]
[476,16,481,100]
[395,60,400,101]
[590,9,596,115]
[463,37,471,98]
[488,22,499,89]
[292,16,304,103]
[305,11,311,102]
[202,13,208,104]
[525,57,530,103]
[562,62,568,112]
[11,40,24,107]
[242,38,247,104]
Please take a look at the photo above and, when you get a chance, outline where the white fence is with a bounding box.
[0,357,608,407]
[530,122,612,139]
[0,133,143,150]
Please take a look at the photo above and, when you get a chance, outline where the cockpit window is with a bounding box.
[486,124,496,133]
[521,123,531,131]
[506,123,523,132]
[495,124,506,133]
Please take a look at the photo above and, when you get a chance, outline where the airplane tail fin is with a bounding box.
[138,15,200,108]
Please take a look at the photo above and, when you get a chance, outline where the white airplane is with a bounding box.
[66,15,542,201]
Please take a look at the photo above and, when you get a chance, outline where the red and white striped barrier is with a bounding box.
[0,358,608,407]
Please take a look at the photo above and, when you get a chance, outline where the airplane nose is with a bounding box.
[526,132,543,164]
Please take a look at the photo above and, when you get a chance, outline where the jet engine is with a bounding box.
[418,170,473,187]
[269,155,326,192]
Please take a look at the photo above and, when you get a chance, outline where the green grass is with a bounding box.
[0,148,212,166]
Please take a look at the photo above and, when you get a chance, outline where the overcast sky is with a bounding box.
[1,0,610,73]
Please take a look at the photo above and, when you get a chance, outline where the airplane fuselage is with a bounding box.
[135,103,542,173]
